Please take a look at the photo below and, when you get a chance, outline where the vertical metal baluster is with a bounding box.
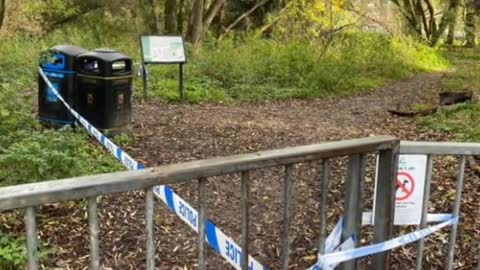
[241,171,250,270]
[415,155,434,270]
[88,197,100,270]
[446,155,466,270]
[372,145,399,270]
[281,165,293,270]
[339,154,365,270]
[198,178,207,270]
[146,189,155,270]
[318,159,330,255]
[25,207,39,270]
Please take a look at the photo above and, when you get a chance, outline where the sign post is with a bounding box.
[140,35,187,101]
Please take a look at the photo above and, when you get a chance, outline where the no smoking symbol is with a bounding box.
[396,172,415,201]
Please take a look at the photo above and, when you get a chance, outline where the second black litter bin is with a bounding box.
[76,49,133,132]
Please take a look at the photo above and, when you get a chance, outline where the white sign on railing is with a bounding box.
[374,154,427,225]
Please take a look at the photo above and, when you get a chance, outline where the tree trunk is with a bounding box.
[465,0,477,47]
[0,0,6,32]
[139,0,159,33]
[165,0,177,34]
[186,0,204,47]
[430,0,460,46]
[203,0,225,32]
[219,0,270,40]
[177,0,185,34]
[446,0,460,45]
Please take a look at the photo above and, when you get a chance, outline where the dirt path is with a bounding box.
[132,73,446,167]
[26,73,480,269]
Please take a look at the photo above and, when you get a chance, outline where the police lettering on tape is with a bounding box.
[40,68,458,270]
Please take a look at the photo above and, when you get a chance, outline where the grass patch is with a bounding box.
[420,48,480,142]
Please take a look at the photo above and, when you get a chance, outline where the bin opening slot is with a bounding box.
[40,52,65,70]
[112,61,130,75]
[81,59,101,74]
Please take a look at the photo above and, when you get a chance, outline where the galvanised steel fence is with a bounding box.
[0,136,399,270]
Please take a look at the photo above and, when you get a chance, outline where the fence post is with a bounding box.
[25,207,39,270]
[145,189,155,270]
[339,154,366,270]
[281,165,294,270]
[88,197,101,270]
[371,144,399,270]
[198,178,207,270]
[415,155,434,270]
[446,156,466,270]
[241,171,250,270]
[318,159,330,255]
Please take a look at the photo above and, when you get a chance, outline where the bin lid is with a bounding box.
[50,45,87,56]
[78,49,131,62]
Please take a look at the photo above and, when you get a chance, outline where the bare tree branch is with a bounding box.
[219,0,270,40]
[0,0,6,32]
[203,0,225,33]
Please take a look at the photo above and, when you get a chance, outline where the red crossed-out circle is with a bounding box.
[396,172,415,201]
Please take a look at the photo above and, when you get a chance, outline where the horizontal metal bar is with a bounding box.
[400,141,480,155]
[0,136,397,211]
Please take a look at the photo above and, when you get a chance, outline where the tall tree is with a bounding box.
[465,0,478,47]
[203,0,225,32]
[165,0,177,33]
[177,0,185,33]
[430,0,461,46]
[390,0,461,46]
[186,0,204,47]
[445,0,460,45]
[139,0,159,33]
[0,0,6,32]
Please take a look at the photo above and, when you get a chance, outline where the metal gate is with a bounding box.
[0,136,399,270]
[1,138,480,269]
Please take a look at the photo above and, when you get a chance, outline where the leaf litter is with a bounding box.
[1,73,480,269]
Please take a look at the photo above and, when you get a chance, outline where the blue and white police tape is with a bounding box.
[153,185,268,270]
[307,213,457,270]
[39,68,270,270]
[38,68,142,171]
[39,68,458,270]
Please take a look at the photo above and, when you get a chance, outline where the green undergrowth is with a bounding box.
[0,234,53,270]
[420,48,480,142]
[145,33,448,102]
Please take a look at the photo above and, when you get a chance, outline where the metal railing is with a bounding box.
[0,136,400,270]
[400,141,480,270]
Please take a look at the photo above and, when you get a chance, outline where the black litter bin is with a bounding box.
[75,48,133,132]
[38,45,87,126]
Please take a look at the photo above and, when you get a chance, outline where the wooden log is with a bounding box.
[439,91,473,106]
[387,107,437,117]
